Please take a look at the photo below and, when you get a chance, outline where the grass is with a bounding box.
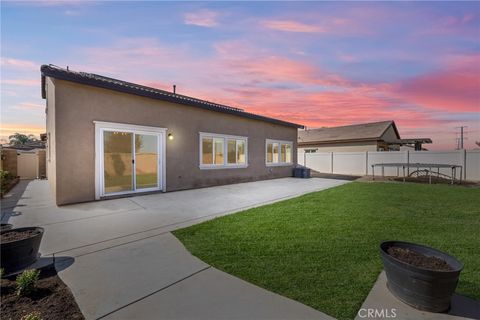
[173,182,480,320]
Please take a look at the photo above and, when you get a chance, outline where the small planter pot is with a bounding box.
[380,241,463,312]
[1,223,13,232]
[1,227,44,273]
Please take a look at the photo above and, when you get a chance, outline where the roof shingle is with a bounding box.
[298,121,400,144]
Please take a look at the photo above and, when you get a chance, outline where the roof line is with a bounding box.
[303,120,394,132]
[378,120,400,140]
[298,137,380,145]
[40,65,304,129]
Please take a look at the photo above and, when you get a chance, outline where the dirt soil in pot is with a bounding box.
[388,246,453,271]
[0,266,84,320]
[1,229,40,243]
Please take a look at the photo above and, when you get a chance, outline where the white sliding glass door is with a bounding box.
[103,131,134,194]
[135,134,158,190]
[95,122,166,199]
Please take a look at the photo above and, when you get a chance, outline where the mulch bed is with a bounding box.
[1,229,41,243]
[1,266,84,320]
[388,247,453,271]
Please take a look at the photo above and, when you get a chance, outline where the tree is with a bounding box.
[8,133,38,146]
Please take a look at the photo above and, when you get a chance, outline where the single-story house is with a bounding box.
[298,121,432,153]
[41,65,303,205]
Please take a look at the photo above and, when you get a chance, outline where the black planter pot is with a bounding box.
[1,223,13,232]
[380,241,463,312]
[1,227,44,273]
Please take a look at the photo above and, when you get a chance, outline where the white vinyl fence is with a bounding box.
[298,150,480,181]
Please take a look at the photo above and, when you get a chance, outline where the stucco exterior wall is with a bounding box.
[298,141,378,153]
[46,77,57,196]
[37,149,46,178]
[50,79,298,205]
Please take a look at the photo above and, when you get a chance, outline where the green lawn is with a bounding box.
[173,182,480,320]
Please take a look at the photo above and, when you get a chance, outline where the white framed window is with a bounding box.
[200,132,248,169]
[266,139,293,166]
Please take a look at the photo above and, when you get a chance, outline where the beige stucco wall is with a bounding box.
[46,77,57,196]
[298,141,378,153]
[49,78,298,205]
[37,149,46,178]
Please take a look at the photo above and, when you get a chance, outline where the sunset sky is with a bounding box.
[1,1,479,150]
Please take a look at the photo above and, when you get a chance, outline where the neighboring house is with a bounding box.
[2,140,46,151]
[298,121,432,153]
[41,65,303,205]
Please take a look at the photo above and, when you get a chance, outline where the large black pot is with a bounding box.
[1,227,44,273]
[380,241,463,312]
[1,223,13,232]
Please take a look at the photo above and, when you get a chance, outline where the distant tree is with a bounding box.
[8,133,38,146]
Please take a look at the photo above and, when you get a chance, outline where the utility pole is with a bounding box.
[460,126,464,149]
[455,126,468,150]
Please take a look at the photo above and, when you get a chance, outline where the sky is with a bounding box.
[1,1,479,150]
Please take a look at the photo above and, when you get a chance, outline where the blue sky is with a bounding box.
[1,1,479,149]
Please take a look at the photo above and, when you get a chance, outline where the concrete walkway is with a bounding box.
[2,178,346,320]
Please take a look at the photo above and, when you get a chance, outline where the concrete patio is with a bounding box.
[2,178,347,320]
[356,271,480,320]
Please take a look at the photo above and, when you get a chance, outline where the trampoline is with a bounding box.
[371,163,463,184]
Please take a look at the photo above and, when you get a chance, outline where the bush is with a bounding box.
[0,169,11,179]
[21,312,43,320]
[16,269,40,296]
[0,170,14,193]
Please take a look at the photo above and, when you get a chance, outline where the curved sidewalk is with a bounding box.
[2,178,347,320]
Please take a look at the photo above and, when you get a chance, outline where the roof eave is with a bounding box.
[298,137,380,145]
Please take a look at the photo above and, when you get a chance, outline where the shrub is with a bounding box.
[0,170,11,180]
[21,312,43,320]
[16,269,40,296]
[0,170,13,193]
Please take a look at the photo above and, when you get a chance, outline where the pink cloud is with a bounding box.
[48,37,477,151]
[394,55,480,113]
[1,57,38,71]
[2,79,39,86]
[260,13,372,36]
[213,40,349,87]
[15,102,45,110]
[0,123,45,142]
[262,20,325,33]
[184,9,219,27]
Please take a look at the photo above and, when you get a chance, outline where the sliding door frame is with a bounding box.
[94,121,167,200]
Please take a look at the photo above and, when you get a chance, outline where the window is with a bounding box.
[200,132,248,169]
[304,148,317,154]
[266,139,293,166]
[214,138,224,164]
[202,138,213,164]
